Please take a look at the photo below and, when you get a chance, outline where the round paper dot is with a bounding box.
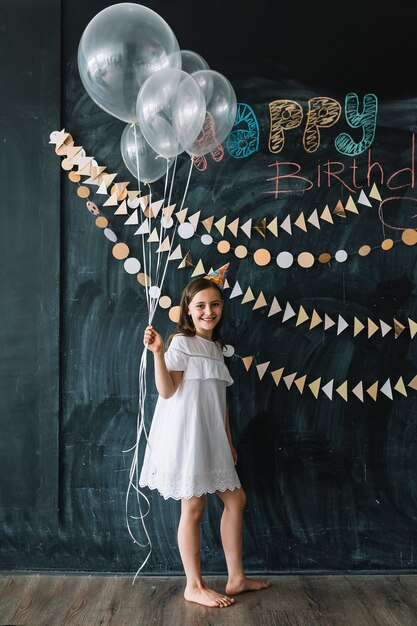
[223,344,235,358]
[318,253,332,264]
[137,273,151,287]
[178,222,195,239]
[159,295,172,309]
[254,248,271,266]
[61,159,73,171]
[104,228,117,242]
[127,197,140,209]
[297,251,315,268]
[77,186,90,199]
[112,243,130,260]
[402,228,417,246]
[358,245,371,257]
[201,234,213,245]
[381,238,394,251]
[95,216,108,229]
[149,285,161,299]
[161,216,174,229]
[123,257,141,274]
[335,249,348,263]
[68,171,81,183]
[217,240,231,254]
[169,306,181,323]
[276,251,294,268]
[235,245,248,259]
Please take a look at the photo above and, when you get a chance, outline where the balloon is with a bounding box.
[183,70,238,157]
[78,3,181,123]
[136,69,206,159]
[180,49,209,75]
[120,124,172,184]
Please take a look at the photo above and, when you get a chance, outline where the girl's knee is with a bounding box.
[181,495,206,521]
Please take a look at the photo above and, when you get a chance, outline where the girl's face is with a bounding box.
[187,286,223,339]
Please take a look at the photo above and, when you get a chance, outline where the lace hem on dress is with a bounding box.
[139,468,241,500]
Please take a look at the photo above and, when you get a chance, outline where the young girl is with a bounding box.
[140,276,270,608]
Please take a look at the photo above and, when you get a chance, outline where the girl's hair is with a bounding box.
[166,277,225,347]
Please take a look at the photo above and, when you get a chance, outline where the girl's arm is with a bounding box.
[144,326,183,399]
[226,405,238,465]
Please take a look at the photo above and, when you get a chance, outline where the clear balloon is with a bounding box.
[184,70,238,157]
[120,123,172,184]
[136,68,206,159]
[180,49,209,75]
[78,3,181,123]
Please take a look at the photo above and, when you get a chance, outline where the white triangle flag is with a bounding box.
[168,244,183,261]
[380,378,393,400]
[307,208,320,229]
[321,380,334,400]
[124,209,139,225]
[229,282,243,299]
[280,214,292,235]
[268,297,281,317]
[358,190,372,207]
[380,320,392,337]
[282,301,296,322]
[337,315,349,335]
[187,211,201,229]
[324,314,336,330]
[240,218,252,238]
[352,381,364,402]
[134,221,150,235]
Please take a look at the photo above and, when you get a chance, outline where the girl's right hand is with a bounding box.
[143,325,163,354]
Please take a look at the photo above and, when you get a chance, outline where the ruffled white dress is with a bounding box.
[139,334,241,500]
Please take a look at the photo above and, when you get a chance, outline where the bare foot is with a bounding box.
[226,576,271,595]
[184,582,235,608]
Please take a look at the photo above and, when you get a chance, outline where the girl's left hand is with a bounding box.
[230,445,238,465]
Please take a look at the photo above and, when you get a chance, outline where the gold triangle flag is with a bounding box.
[156,236,171,253]
[191,259,206,277]
[369,183,382,201]
[320,204,334,224]
[296,305,309,326]
[162,203,176,220]
[354,318,365,336]
[114,200,128,215]
[394,376,407,397]
[408,374,417,391]
[271,367,284,386]
[214,216,227,236]
[253,291,268,310]
[308,377,321,399]
[309,309,322,329]
[175,208,188,224]
[333,199,346,218]
[103,193,119,207]
[408,318,417,339]
[345,196,359,214]
[368,318,379,338]
[336,380,348,401]
[242,356,254,371]
[227,217,240,237]
[294,375,307,393]
[202,215,215,233]
[294,212,307,232]
[283,372,297,389]
[241,287,255,304]
[366,381,379,401]
[178,251,193,269]
[254,218,267,239]
[147,228,159,243]
[267,217,278,237]
[393,318,406,338]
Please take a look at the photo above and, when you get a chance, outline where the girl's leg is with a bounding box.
[216,488,270,595]
[178,495,234,608]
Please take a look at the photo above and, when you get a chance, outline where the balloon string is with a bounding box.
[133,124,142,198]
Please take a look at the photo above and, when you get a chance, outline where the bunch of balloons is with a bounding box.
[78,2,237,183]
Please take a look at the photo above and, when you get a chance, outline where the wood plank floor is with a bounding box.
[0,573,416,625]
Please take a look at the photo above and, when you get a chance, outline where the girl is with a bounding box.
[140,276,270,608]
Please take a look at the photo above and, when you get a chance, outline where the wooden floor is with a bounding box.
[0,573,417,625]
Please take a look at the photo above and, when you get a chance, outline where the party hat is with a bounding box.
[204,263,229,288]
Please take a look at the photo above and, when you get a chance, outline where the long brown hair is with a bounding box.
[166,278,225,347]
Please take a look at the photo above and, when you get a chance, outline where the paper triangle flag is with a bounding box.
[204,263,229,287]
[229,281,243,299]
[187,210,201,229]
[283,372,297,389]
[127,190,140,200]
[282,302,296,322]
[156,235,171,253]
[333,199,346,218]
[307,209,320,229]
[352,381,364,402]
[124,209,139,225]
[214,216,227,236]
[308,377,321,399]
[224,280,230,290]
[77,156,94,175]
[336,380,348,401]
[324,314,335,330]
[407,374,417,391]
[366,380,379,401]
[253,291,268,310]
[147,228,159,243]
[52,129,70,147]
[254,218,267,239]
[368,318,379,338]
[369,183,382,201]
[103,193,119,207]
[309,309,322,329]
[320,204,334,224]
[408,318,417,339]
[294,374,307,393]
[227,217,240,237]
[268,297,281,317]
[101,173,118,189]
[321,379,334,400]
[393,318,406,338]
[178,252,193,269]
[202,215,215,232]
[168,244,182,261]
[97,180,109,195]
[271,367,284,386]
[394,376,407,397]
[162,203,176,220]
[358,189,372,207]
[345,195,359,214]
[134,221,150,235]
[175,208,188,224]
[354,317,365,336]
[296,305,309,326]
[337,315,349,335]
[191,259,206,277]
[139,194,151,211]
[256,361,270,380]
[380,320,392,337]
[380,378,393,400]
[242,356,254,371]
[150,199,164,218]
[240,218,252,238]
[267,217,278,237]
[280,214,292,235]
[294,212,307,232]
[241,287,255,304]
[114,200,128,215]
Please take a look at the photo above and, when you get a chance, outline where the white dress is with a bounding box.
[139,334,241,500]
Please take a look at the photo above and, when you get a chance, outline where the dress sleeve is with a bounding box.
[164,336,188,371]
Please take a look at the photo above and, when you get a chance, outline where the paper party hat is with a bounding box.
[204,263,229,288]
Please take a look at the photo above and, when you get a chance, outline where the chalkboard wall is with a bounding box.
[2,0,417,574]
